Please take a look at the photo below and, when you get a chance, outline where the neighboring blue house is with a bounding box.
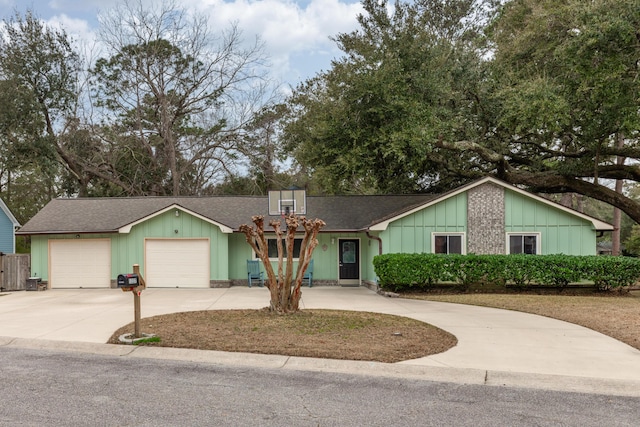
[0,198,20,253]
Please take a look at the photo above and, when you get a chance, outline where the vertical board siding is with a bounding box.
[381,193,467,254]
[1,254,30,290]
[119,210,228,281]
[30,210,230,283]
[228,232,373,283]
[505,190,596,255]
[0,212,14,253]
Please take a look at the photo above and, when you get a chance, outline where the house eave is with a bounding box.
[0,198,20,228]
[15,230,117,236]
[368,176,614,231]
[118,204,234,234]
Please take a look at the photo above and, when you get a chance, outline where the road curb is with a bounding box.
[2,335,639,397]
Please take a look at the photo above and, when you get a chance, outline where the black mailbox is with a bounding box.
[117,273,139,288]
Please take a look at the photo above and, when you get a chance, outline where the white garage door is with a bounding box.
[49,239,111,288]
[145,239,210,288]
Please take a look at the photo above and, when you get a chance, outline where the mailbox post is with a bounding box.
[117,264,146,338]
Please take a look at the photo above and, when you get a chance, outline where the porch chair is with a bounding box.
[247,259,264,287]
[302,259,314,287]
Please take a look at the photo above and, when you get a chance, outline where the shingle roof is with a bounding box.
[17,194,438,235]
[18,176,613,235]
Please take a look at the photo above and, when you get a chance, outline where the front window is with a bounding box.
[433,233,464,254]
[256,238,303,259]
[508,234,539,254]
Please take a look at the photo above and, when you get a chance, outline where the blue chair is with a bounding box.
[302,259,313,287]
[247,260,264,287]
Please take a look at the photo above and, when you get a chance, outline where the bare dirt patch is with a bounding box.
[108,309,457,363]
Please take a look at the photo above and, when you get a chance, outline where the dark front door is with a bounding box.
[339,239,360,286]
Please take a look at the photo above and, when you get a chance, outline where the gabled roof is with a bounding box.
[17,194,437,235]
[0,198,20,228]
[368,176,613,231]
[16,176,613,235]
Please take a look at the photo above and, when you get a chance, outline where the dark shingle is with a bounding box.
[17,194,437,235]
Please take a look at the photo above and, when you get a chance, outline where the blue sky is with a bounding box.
[3,0,365,90]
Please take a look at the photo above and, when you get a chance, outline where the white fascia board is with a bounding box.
[118,204,234,234]
[368,176,613,231]
[368,180,483,231]
[0,198,20,227]
[493,178,614,231]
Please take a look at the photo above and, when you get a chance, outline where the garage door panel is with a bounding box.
[145,239,210,288]
[50,240,111,288]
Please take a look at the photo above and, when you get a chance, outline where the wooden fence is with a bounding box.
[1,254,31,291]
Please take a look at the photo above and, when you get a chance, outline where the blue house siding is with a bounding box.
[0,199,18,253]
[0,213,15,253]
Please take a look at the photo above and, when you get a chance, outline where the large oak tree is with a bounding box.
[453,0,640,220]
[284,0,495,194]
[285,0,640,224]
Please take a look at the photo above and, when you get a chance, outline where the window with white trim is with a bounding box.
[432,233,465,254]
[256,238,303,259]
[507,233,540,255]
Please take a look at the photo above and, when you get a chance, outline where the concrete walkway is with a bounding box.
[1,286,639,396]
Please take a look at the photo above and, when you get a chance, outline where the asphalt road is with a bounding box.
[1,347,638,427]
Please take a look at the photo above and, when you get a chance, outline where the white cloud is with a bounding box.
[13,0,364,86]
[46,13,94,40]
[192,0,363,84]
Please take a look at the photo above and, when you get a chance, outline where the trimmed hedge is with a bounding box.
[372,253,640,292]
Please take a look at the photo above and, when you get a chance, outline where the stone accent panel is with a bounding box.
[467,183,505,254]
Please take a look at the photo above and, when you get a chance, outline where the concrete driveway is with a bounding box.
[1,286,639,396]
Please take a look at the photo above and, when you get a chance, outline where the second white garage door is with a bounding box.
[145,239,210,288]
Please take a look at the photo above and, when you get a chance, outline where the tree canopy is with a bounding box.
[284,0,495,194]
[0,1,277,230]
[284,0,640,224]
[91,0,270,196]
[1,0,640,238]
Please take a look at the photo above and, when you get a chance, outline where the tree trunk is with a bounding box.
[612,133,626,256]
[502,170,640,224]
[560,193,572,208]
[240,215,325,313]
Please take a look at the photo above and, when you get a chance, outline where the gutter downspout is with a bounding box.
[366,230,382,256]
[366,230,383,290]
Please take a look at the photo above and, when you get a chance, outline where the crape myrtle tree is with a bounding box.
[91,0,270,196]
[240,215,325,314]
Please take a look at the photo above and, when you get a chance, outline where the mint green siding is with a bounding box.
[30,235,51,279]
[505,190,596,255]
[228,233,255,280]
[377,189,597,258]
[380,193,467,254]
[30,210,229,281]
[117,210,228,279]
[228,232,376,282]
[29,186,601,286]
